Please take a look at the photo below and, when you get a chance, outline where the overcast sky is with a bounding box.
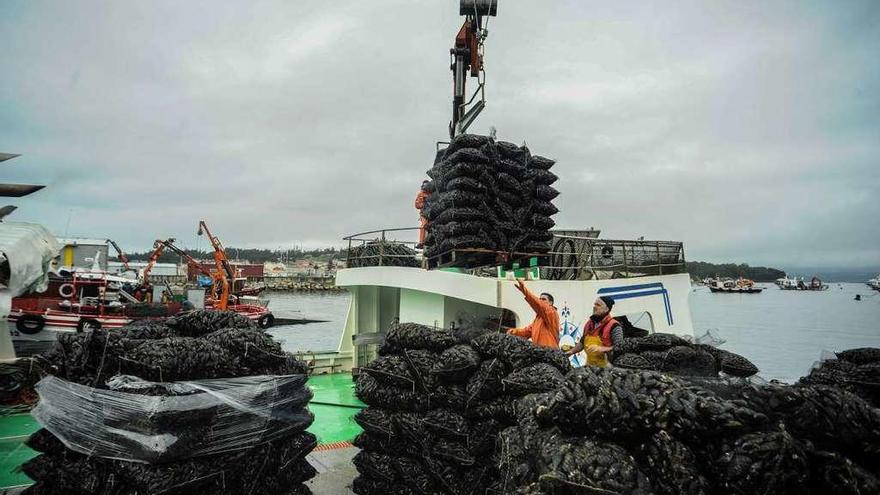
[1,1,878,268]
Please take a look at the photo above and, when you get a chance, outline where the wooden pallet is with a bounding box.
[427,248,550,270]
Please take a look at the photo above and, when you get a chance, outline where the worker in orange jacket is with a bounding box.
[415,180,430,248]
[506,279,560,348]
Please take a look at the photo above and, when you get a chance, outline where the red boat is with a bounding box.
[8,269,272,356]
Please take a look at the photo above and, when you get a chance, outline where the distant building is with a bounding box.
[56,237,109,271]
[189,262,264,280]
[107,261,183,277]
[264,262,289,277]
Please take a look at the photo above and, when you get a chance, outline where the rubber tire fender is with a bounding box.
[258,313,275,329]
[16,314,46,335]
[58,283,75,298]
[76,318,101,333]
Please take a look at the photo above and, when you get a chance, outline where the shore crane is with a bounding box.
[449,0,497,138]
[141,239,169,287]
[160,237,229,310]
[106,239,131,271]
[197,221,235,310]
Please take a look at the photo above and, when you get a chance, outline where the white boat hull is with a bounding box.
[335,267,694,369]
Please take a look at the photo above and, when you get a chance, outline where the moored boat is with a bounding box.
[708,277,763,293]
[8,267,273,356]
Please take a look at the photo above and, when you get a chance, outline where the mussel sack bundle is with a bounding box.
[24,310,317,495]
[348,241,419,268]
[352,321,571,495]
[23,429,317,495]
[497,353,880,495]
[799,350,880,407]
[423,133,560,260]
[609,332,759,378]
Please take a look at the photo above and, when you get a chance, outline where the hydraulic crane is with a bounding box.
[141,239,169,287]
[196,221,234,310]
[159,237,229,310]
[107,239,133,274]
[449,0,498,138]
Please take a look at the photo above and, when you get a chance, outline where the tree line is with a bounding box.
[125,246,346,264]
[686,261,785,282]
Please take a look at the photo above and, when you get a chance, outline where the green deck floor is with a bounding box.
[0,413,41,489]
[0,373,364,490]
[307,373,365,445]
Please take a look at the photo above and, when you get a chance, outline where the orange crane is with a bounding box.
[160,238,229,310]
[142,239,169,287]
[197,221,235,310]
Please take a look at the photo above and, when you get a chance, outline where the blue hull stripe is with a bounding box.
[598,283,664,293]
[598,283,673,325]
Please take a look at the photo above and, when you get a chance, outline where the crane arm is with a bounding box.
[142,239,168,285]
[197,220,235,280]
[163,237,229,310]
[449,0,497,138]
[160,239,212,278]
[107,239,131,270]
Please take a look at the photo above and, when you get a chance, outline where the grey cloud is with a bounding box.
[1,0,878,268]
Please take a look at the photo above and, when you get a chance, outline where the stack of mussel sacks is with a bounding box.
[23,310,317,495]
[423,133,560,259]
[351,322,571,495]
[799,347,880,407]
[610,332,760,378]
[499,350,880,494]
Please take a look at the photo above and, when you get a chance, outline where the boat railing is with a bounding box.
[342,227,686,279]
[343,227,422,268]
[542,234,686,280]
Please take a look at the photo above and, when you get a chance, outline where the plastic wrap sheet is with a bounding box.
[32,374,314,463]
[0,221,60,296]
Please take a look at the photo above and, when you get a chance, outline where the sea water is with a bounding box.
[268,283,880,382]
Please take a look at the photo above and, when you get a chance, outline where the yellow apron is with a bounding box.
[584,333,608,368]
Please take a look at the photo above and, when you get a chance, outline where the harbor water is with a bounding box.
[267,283,880,382]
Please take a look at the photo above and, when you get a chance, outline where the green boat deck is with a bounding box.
[0,373,364,490]
[306,373,365,445]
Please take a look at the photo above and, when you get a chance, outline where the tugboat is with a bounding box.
[708,277,763,293]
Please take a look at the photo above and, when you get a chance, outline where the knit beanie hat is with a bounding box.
[599,296,615,310]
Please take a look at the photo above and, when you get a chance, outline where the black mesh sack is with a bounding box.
[441,189,487,207]
[527,169,558,186]
[528,155,555,170]
[531,214,555,231]
[496,141,529,163]
[446,147,490,164]
[435,221,493,238]
[432,345,481,383]
[836,347,880,365]
[496,190,525,207]
[532,201,558,216]
[445,134,492,155]
[534,185,559,201]
[443,162,486,180]
[444,176,488,193]
[501,363,565,396]
[433,207,486,224]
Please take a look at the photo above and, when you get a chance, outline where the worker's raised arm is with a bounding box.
[507,323,533,339]
[515,279,557,330]
[515,279,544,314]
